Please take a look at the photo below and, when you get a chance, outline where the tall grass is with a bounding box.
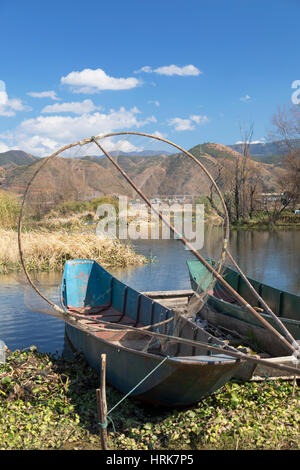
[32,213,92,231]
[54,196,119,217]
[0,190,20,228]
[0,229,146,273]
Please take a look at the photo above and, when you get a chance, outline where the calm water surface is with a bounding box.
[0,227,299,353]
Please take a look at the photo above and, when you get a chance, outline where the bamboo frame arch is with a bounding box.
[17,131,298,355]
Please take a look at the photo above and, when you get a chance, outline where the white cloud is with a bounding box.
[2,107,158,156]
[0,141,9,153]
[240,94,251,102]
[0,80,30,116]
[61,68,140,93]
[168,118,194,131]
[14,135,59,156]
[148,100,160,107]
[135,64,202,76]
[136,66,153,74]
[151,130,168,139]
[99,138,143,154]
[145,115,157,124]
[235,138,266,145]
[168,115,209,131]
[27,90,61,101]
[41,99,100,115]
[189,115,209,125]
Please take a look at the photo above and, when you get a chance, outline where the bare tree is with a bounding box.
[207,163,233,222]
[233,122,254,221]
[207,123,256,224]
[268,105,300,223]
[246,164,263,219]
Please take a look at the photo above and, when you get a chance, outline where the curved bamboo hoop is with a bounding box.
[17,141,80,314]
[17,132,230,313]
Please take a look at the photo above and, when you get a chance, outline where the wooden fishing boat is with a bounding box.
[142,289,300,381]
[60,259,243,407]
[186,258,300,359]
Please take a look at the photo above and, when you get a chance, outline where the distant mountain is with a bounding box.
[189,143,242,161]
[0,150,37,169]
[230,142,280,157]
[2,156,133,200]
[0,142,285,202]
[79,142,282,196]
[229,139,300,165]
[110,149,173,157]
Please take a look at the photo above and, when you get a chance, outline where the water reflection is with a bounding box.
[0,272,64,354]
[0,227,299,353]
[229,230,300,294]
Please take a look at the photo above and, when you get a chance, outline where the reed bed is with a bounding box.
[32,213,93,231]
[0,190,20,229]
[0,229,146,274]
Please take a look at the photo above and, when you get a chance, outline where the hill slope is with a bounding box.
[1,143,284,201]
[0,150,37,169]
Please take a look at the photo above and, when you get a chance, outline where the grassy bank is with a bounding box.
[0,348,298,450]
[232,212,300,230]
[0,229,146,274]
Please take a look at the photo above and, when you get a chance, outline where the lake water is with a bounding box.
[0,227,299,354]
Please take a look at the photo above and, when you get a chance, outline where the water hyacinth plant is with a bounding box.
[0,348,298,450]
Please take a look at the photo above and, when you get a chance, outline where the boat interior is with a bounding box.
[61,259,231,359]
[187,259,300,321]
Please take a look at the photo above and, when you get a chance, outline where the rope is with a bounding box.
[98,416,116,433]
[107,355,170,418]
[97,354,170,434]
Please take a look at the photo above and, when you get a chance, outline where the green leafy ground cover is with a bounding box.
[0,348,299,450]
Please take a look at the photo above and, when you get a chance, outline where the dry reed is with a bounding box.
[0,191,20,229]
[0,229,146,274]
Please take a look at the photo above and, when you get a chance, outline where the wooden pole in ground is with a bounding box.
[292,375,297,398]
[96,353,108,450]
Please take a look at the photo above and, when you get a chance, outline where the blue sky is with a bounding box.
[0,0,299,156]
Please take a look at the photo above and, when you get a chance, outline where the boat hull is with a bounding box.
[187,259,300,357]
[65,321,241,407]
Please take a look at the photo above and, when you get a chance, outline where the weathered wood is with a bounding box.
[142,290,194,299]
[66,310,300,376]
[96,354,108,450]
